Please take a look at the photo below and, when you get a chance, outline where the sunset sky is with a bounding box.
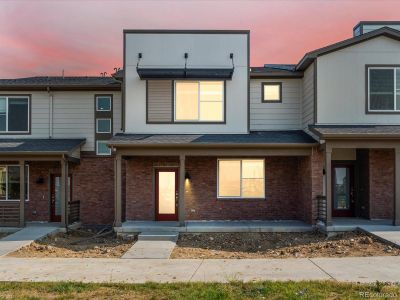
[1,0,399,78]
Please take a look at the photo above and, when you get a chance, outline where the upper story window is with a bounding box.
[0,96,30,133]
[96,96,112,111]
[174,81,224,122]
[262,82,282,103]
[368,67,400,112]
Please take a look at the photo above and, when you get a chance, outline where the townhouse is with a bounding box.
[0,21,399,232]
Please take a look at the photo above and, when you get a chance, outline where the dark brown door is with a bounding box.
[332,163,355,217]
[155,168,178,221]
[50,175,71,222]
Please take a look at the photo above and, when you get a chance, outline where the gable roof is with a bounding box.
[296,26,400,71]
[0,76,121,91]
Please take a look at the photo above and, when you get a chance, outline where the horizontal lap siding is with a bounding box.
[147,80,173,123]
[302,63,314,130]
[250,79,301,130]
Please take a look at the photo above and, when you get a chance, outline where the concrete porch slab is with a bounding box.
[326,218,392,232]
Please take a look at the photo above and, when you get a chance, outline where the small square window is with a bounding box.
[96,140,111,156]
[96,96,112,111]
[262,83,282,102]
[96,119,111,133]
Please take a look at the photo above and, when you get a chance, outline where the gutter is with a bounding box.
[107,142,318,148]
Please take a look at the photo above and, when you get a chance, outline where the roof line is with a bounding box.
[123,29,250,34]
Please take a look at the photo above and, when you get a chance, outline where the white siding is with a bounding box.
[0,91,122,152]
[317,36,400,125]
[362,24,400,34]
[302,63,315,130]
[124,32,248,134]
[250,79,301,130]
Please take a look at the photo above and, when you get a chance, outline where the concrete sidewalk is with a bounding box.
[359,225,400,247]
[0,256,399,283]
[0,224,60,257]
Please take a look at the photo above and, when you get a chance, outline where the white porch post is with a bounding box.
[114,153,122,227]
[395,147,400,226]
[325,147,333,226]
[19,160,25,228]
[179,154,185,225]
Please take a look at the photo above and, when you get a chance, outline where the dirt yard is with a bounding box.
[9,228,136,258]
[171,231,400,259]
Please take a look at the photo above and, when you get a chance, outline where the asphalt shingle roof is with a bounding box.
[309,125,400,137]
[109,131,317,146]
[0,139,85,153]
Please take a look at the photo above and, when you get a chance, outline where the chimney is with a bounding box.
[354,21,400,36]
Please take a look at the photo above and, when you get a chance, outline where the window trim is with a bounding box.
[217,158,265,200]
[95,95,112,112]
[261,82,282,103]
[0,95,31,135]
[173,80,226,124]
[96,140,111,156]
[0,165,29,201]
[366,64,400,114]
[96,118,112,134]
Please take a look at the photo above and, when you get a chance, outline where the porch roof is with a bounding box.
[309,125,400,139]
[0,138,85,155]
[108,130,317,147]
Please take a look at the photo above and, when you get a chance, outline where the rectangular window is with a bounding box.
[217,159,265,199]
[175,81,224,122]
[96,96,112,111]
[262,82,282,102]
[96,118,111,133]
[96,140,111,156]
[368,67,400,112]
[0,165,28,201]
[0,96,29,133]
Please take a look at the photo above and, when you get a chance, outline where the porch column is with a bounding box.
[60,157,68,227]
[395,147,400,226]
[19,160,25,227]
[178,154,185,225]
[325,147,333,226]
[114,153,122,227]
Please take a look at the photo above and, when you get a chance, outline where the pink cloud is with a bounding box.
[1,0,400,78]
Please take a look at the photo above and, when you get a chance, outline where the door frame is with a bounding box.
[331,161,355,218]
[50,174,72,222]
[154,167,179,221]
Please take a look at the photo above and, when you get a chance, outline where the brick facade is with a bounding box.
[125,156,319,223]
[369,149,395,220]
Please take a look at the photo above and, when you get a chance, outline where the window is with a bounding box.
[368,67,400,112]
[175,81,224,122]
[96,119,111,133]
[96,140,111,155]
[0,96,29,133]
[96,96,112,111]
[217,159,265,199]
[0,165,28,201]
[262,82,282,103]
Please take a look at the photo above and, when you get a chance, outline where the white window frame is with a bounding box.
[95,96,112,112]
[96,118,112,133]
[217,158,265,199]
[0,165,29,201]
[96,140,111,156]
[0,96,30,133]
[174,80,225,122]
[367,67,400,112]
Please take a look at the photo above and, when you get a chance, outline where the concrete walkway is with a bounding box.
[122,241,176,259]
[359,225,400,247]
[0,224,60,257]
[0,256,399,283]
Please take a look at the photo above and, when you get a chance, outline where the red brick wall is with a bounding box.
[369,149,394,219]
[125,156,312,222]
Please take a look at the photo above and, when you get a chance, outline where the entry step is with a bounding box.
[138,231,179,242]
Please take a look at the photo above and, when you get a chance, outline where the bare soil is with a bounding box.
[9,229,136,258]
[171,231,400,259]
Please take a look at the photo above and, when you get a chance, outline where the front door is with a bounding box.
[332,163,355,217]
[50,175,71,222]
[155,169,178,221]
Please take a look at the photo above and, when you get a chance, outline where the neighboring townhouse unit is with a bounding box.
[1,21,400,232]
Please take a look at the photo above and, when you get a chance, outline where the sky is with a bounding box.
[1,0,400,78]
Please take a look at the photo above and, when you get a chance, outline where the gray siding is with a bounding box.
[147,80,173,122]
[250,79,302,130]
[302,63,314,130]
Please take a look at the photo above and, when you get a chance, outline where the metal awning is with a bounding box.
[136,68,234,80]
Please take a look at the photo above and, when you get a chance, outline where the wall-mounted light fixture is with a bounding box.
[185,171,191,181]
